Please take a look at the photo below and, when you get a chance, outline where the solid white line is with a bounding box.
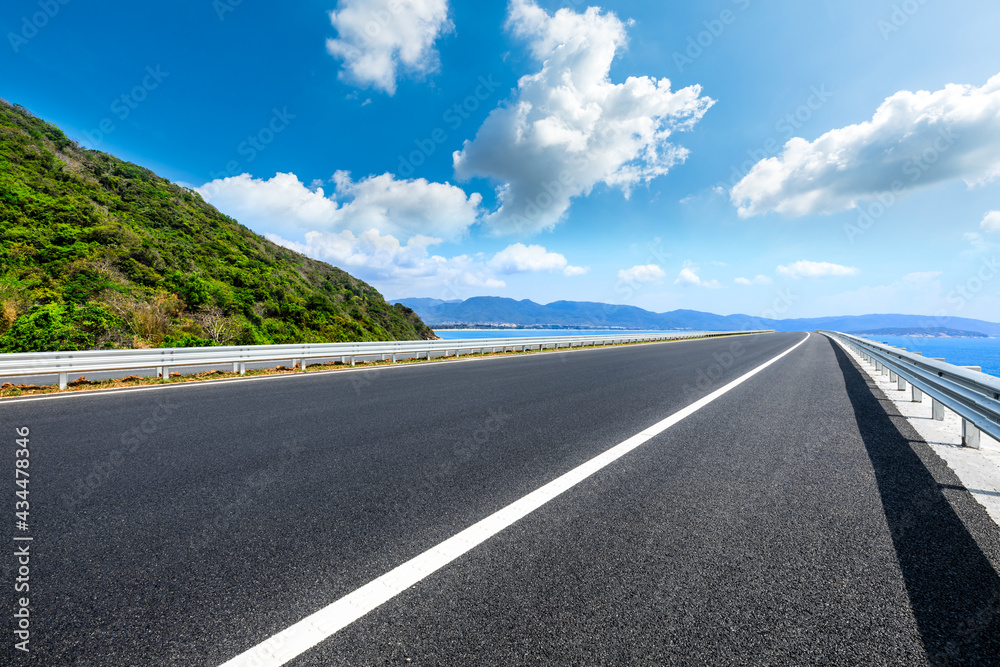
[219,333,809,667]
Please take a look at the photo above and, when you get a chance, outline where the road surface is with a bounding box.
[4,332,999,665]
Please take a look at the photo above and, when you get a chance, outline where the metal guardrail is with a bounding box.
[822,331,1000,449]
[0,330,775,390]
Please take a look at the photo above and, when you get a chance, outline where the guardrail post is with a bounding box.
[59,372,68,390]
[889,370,897,383]
[963,420,981,449]
[156,365,164,379]
[301,359,308,370]
[897,375,906,391]
[391,353,397,363]
[233,362,239,373]
[911,385,923,402]
[932,398,944,421]
[350,356,355,367]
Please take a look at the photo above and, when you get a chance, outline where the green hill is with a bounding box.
[0,100,435,352]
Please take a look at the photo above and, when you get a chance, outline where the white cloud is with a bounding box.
[734,274,773,286]
[195,171,481,241]
[488,243,588,276]
[453,0,713,235]
[731,73,1000,217]
[326,0,453,95]
[982,210,1000,233]
[267,228,505,297]
[776,260,860,279]
[674,265,722,289]
[674,267,700,286]
[618,264,666,284]
[963,231,996,254]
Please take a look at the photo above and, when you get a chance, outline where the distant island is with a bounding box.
[848,327,989,338]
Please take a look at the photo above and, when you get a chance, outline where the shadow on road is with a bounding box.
[831,342,1000,665]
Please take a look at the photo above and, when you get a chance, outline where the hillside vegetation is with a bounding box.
[0,100,434,352]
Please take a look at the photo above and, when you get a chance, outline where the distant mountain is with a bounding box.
[772,314,1000,336]
[393,297,461,310]
[848,327,989,338]
[393,296,1000,336]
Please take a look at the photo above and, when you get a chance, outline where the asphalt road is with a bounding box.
[4,332,999,665]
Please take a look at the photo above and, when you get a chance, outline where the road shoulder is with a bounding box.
[827,333,1000,527]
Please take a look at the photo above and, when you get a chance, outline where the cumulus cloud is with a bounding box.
[488,243,588,276]
[674,265,721,289]
[963,231,995,254]
[265,230,589,297]
[326,0,453,95]
[618,264,666,284]
[562,265,590,277]
[267,228,505,296]
[195,171,481,241]
[776,260,860,279]
[453,0,713,235]
[731,73,1000,218]
[982,210,1000,233]
[734,275,772,286]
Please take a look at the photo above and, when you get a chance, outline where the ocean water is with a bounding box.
[434,329,685,340]
[854,334,1000,378]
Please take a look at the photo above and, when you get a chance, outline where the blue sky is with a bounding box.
[3,0,1000,320]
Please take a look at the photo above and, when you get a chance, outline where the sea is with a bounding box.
[434,329,1000,378]
[853,334,1000,378]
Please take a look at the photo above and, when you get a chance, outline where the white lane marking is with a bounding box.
[220,333,810,667]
